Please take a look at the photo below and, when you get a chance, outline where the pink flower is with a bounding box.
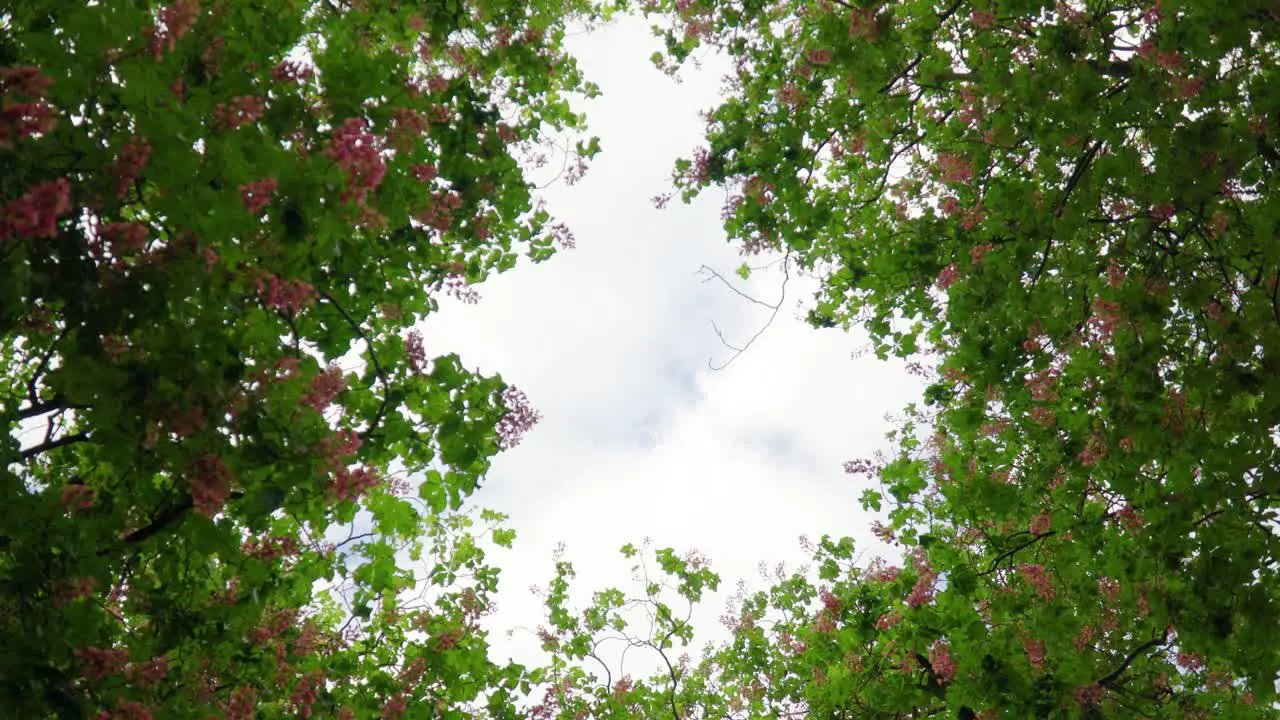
[1098,577,1120,602]
[324,117,386,205]
[213,95,266,131]
[1029,513,1051,535]
[1149,202,1176,221]
[496,386,540,449]
[108,140,152,200]
[74,646,130,681]
[971,9,997,29]
[100,222,149,255]
[1018,563,1056,601]
[405,330,427,373]
[936,153,974,184]
[936,263,960,290]
[875,610,902,629]
[1024,638,1047,670]
[146,0,200,60]
[188,453,233,517]
[273,60,314,84]
[302,366,347,412]
[2,178,72,239]
[314,429,362,470]
[256,273,317,313]
[409,162,438,182]
[928,641,957,684]
[0,66,58,148]
[239,177,278,214]
[807,48,834,65]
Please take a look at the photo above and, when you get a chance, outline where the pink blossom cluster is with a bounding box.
[146,0,200,60]
[59,483,96,511]
[936,153,975,184]
[324,117,386,205]
[108,139,152,199]
[496,385,541,450]
[74,646,130,681]
[550,221,576,249]
[0,65,57,148]
[1073,683,1105,707]
[315,429,362,469]
[970,9,996,29]
[1018,563,1056,601]
[189,453,233,517]
[2,178,71,240]
[1023,637,1047,670]
[256,272,317,314]
[53,576,98,607]
[381,692,408,720]
[409,162,438,182]
[936,263,960,290]
[1029,513,1052,535]
[214,95,266,131]
[848,8,880,40]
[1024,367,1060,401]
[289,670,325,718]
[875,609,902,630]
[242,534,300,561]
[387,108,430,152]
[301,366,347,411]
[237,177,277,214]
[100,222,149,255]
[405,330,427,373]
[94,701,153,720]
[928,641,957,684]
[130,657,169,688]
[224,686,258,720]
[906,551,938,607]
[273,59,314,84]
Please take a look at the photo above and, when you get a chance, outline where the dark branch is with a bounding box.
[20,431,90,460]
[1097,629,1170,688]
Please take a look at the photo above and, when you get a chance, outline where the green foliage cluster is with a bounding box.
[0,0,607,716]
[3,0,1280,719]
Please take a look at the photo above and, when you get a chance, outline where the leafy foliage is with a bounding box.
[507,1,1280,719]
[0,0,609,717]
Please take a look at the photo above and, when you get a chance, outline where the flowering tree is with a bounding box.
[0,0,603,717]
[498,0,1280,718]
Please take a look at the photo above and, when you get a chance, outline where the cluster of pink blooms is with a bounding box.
[289,670,325,718]
[93,701,153,720]
[107,139,152,200]
[0,65,57,149]
[1114,504,1144,532]
[928,640,958,684]
[53,576,98,607]
[239,177,278,214]
[1073,682,1105,707]
[387,108,430,152]
[1024,637,1048,670]
[496,386,541,450]
[315,429,362,469]
[145,0,200,60]
[409,162,438,182]
[242,534,300,561]
[1029,513,1052,535]
[100,222,149,255]
[906,550,938,607]
[936,262,960,290]
[59,483,96,511]
[74,646,131,681]
[273,59,314,84]
[1024,367,1060,402]
[875,609,903,630]
[936,153,975,184]
[970,8,997,29]
[550,221,576,250]
[301,366,347,412]
[2,178,71,240]
[404,330,427,374]
[1077,432,1107,466]
[324,118,386,205]
[189,453,233,517]
[256,272,318,314]
[848,7,880,40]
[223,685,258,720]
[1018,563,1056,601]
[130,657,169,689]
[331,466,380,502]
[380,692,408,720]
[213,95,266,131]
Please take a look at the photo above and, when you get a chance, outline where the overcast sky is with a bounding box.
[421,17,926,673]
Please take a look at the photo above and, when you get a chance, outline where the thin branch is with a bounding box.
[1097,629,1170,688]
[708,257,791,371]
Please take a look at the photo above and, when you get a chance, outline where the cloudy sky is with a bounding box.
[421,17,926,672]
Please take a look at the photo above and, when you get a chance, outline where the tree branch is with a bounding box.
[20,431,90,460]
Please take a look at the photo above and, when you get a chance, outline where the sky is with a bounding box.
[420,17,927,674]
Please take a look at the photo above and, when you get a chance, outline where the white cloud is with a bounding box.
[420,17,925,671]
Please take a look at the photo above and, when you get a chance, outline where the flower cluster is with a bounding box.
[74,646,130,681]
[314,429,362,469]
[405,330,427,374]
[324,118,386,205]
[189,453,233,517]
[936,153,975,184]
[239,177,278,214]
[146,0,200,60]
[273,60,314,84]
[301,366,346,412]
[108,139,152,200]
[256,272,317,314]
[1018,563,1056,601]
[100,222,149,255]
[496,385,541,450]
[928,641,957,684]
[0,65,57,149]
[214,95,266,131]
[242,534,300,561]
[2,178,71,240]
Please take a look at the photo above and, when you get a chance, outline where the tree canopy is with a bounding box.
[3,0,1279,718]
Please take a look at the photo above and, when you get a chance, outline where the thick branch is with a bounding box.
[20,431,90,460]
